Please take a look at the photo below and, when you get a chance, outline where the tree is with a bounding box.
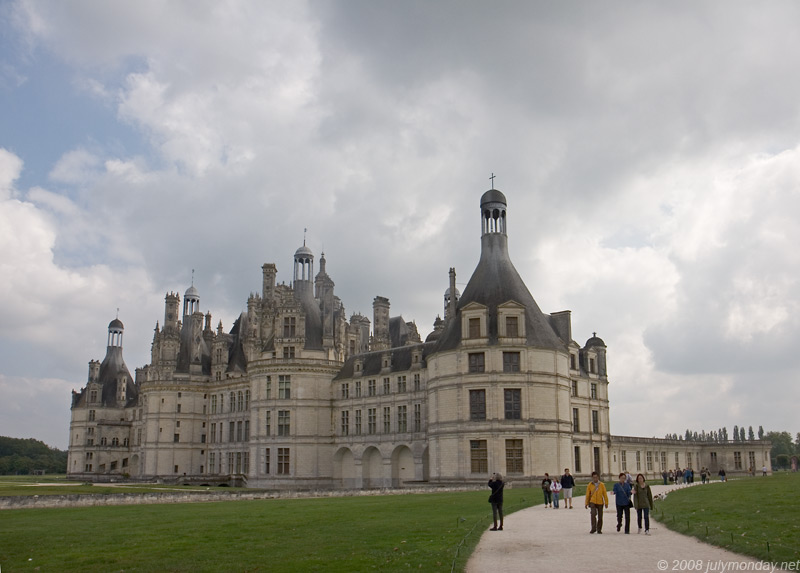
[721,427,729,442]
[739,427,745,442]
[765,431,794,469]
[748,426,755,441]
[758,425,764,440]
[733,425,739,441]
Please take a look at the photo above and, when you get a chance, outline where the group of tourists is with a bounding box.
[486,469,655,535]
[539,468,576,510]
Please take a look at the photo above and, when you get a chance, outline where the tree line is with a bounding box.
[0,436,67,475]
[664,427,800,470]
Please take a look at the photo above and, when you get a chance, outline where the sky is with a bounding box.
[1,1,799,451]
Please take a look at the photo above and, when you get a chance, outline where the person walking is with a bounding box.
[550,477,562,509]
[585,471,608,534]
[542,473,552,508]
[487,473,504,531]
[613,472,632,534]
[560,468,575,509]
[632,473,654,535]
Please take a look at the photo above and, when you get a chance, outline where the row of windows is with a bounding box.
[619,450,757,472]
[468,315,521,339]
[569,353,598,374]
[469,441,599,475]
[341,374,422,399]
[469,389,521,420]
[209,420,252,443]
[208,451,251,475]
[468,352,520,373]
[209,390,252,414]
[572,408,601,433]
[571,381,600,399]
[339,404,423,435]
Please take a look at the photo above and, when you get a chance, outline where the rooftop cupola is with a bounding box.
[481,188,507,236]
[107,317,124,348]
[184,285,200,317]
[294,241,314,286]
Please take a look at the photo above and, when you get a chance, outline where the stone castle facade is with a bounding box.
[67,189,771,487]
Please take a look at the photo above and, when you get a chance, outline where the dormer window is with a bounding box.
[505,316,519,338]
[469,318,480,338]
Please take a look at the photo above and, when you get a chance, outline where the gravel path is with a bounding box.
[466,483,765,573]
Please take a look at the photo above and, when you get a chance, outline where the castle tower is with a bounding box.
[262,263,277,300]
[164,292,180,330]
[372,296,390,351]
[444,268,459,320]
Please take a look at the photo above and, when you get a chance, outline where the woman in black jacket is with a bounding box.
[488,473,504,531]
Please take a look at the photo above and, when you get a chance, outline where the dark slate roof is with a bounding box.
[585,334,606,348]
[333,342,435,380]
[481,188,507,206]
[98,346,137,407]
[227,313,249,373]
[296,283,323,350]
[434,233,566,352]
[388,316,410,347]
[108,318,124,329]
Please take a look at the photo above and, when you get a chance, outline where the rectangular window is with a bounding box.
[173,434,180,443]
[636,451,642,471]
[89,410,96,421]
[210,423,216,443]
[591,383,597,399]
[355,410,362,434]
[341,383,349,399]
[470,440,488,473]
[468,352,485,373]
[368,408,376,434]
[265,411,271,436]
[283,346,295,359]
[244,420,250,442]
[503,352,521,372]
[383,377,391,394]
[660,451,667,471]
[504,389,522,420]
[589,358,596,374]
[594,447,601,474]
[749,451,756,470]
[264,448,270,474]
[397,376,406,393]
[265,377,271,399]
[278,375,291,399]
[470,389,487,421]
[572,408,580,432]
[341,410,349,435]
[570,354,577,370]
[397,405,407,433]
[209,452,216,473]
[383,407,391,433]
[734,451,742,470]
[245,389,250,409]
[591,410,599,434]
[710,452,717,463]
[571,380,578,397]
[505,316,519,338]
[646,451,653,471]
[229,421,235,443]
[506,439,523,474]
[278,410,290,437]
[414,403,421,432]
[230,392,236,412]
[621,450,627,471]
[675,452,680,466]
[574,446,582,473]
[414,374,421,391]
[211,395,217,414]
[688,452,693,468]
[469,317,481,338]
[236,421,243,442]
[283,316,296,337]
[355,380,361,397]
[368,379,376,397]
[238,391,244,411]
[278,448,290,475]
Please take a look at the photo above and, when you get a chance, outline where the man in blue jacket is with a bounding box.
[560,468,575,509]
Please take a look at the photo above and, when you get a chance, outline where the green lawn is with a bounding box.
[0,475,252,497]
[0,486,544,572]
[655,472,800,562]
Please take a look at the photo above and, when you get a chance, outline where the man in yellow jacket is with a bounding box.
[584,471,609,534]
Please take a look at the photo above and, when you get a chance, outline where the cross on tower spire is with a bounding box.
[489,173,496,188]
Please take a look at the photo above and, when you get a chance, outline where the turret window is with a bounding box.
[278,376,291,399]
[283,317,296,337]
[591,383,597,399]
[278,410,290,436]
[468,318,481,338]
[505,316,519,338]
[504,389,522,420]
[470,440,488,473]
[468,352,485,373]
[503,352,521,372]
[283,346,295,359]
[506,439,524,474]
[469,389,486,421]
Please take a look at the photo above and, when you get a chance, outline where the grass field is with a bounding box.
[0,483,563,572]
[0,475,252,496]
[655,472,800,563]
